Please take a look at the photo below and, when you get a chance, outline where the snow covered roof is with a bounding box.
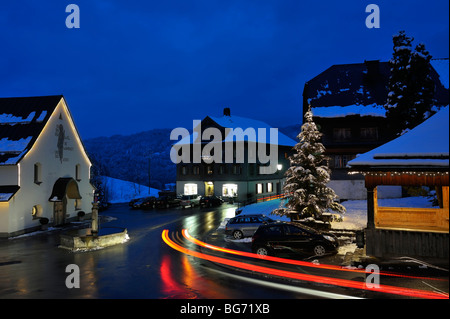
[0,185,20,202]
[347,106,449,169]
[175,114,297,147]
[304,60,449,119]
[209,114,297,146]
[311,103,386,118]
[0,95,63,165]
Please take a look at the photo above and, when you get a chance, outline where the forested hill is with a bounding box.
[84,125,300,190]
[84,129,175,191]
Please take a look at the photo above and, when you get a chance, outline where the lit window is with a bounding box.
[184,183,198,195]
[256,183,263,194]
[223,184,238,197]
[267,183,273,193]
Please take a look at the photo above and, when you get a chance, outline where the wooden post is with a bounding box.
[366,186,376,229]
[438,186,449,230]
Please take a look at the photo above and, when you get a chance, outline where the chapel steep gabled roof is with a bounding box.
[0,95,64,165]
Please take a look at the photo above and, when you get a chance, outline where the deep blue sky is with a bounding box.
[1,1,448,139]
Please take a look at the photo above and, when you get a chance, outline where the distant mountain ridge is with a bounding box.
[84,125,300,189]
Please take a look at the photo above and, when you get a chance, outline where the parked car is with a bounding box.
[225,214,276,239]
[129,198,141,207]
[180,195,201,208]
[251,222,339,257]
[140,196,157,209]
[199,195,223,208]
[132,197,156,209]
[155,194,181,208]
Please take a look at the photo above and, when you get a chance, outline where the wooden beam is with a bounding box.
[365,172,449,189]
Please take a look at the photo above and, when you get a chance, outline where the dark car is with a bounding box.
[140,197,157,209]
[129,198,142,207]
[225,214,275,239]
[251,222,338,257]
[199,195,223,208]
[131,197,156,209]
[155,195,180,208]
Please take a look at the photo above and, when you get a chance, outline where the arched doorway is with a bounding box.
[49,178,82,226]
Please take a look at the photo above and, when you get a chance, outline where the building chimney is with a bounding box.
[223,107,231,116]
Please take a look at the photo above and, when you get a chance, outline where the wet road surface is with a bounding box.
[0,203,448,299]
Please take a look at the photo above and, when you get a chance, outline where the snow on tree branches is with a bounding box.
[272,107,346,221]
[385,30,437,136]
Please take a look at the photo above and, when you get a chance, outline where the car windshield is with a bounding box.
[261,215,274,222]
[292,222,318,234]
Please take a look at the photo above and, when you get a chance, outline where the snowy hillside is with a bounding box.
[100,176,160,204]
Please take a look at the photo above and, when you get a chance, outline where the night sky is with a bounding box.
[1,1,448,139]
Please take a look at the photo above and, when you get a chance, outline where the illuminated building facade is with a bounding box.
[0,96,94,237]
[175,108,296,203]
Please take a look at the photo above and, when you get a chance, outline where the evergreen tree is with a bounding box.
[273,107,346,221]
[385,31,436,135]
[409,43,436,127]
[385,30,414,134]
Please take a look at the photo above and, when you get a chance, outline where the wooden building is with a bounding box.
[303,59,449,200]
[348,107,449,258]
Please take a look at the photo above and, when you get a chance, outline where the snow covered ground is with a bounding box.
[100,176,160,203]
[222,195,436,231]
[218,195,437,256]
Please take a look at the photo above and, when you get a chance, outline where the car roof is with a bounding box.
[232,214,267,218]
[262,221,319,232]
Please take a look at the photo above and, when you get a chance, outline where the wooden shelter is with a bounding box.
[348,107,449,258]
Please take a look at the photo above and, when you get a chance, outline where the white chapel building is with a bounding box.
[0,95,95,237]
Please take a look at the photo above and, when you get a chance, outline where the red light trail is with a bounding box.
[162,229,448,299]
[182,229,446,281]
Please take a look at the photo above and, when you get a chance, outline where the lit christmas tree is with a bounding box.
[273,107,346,221]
